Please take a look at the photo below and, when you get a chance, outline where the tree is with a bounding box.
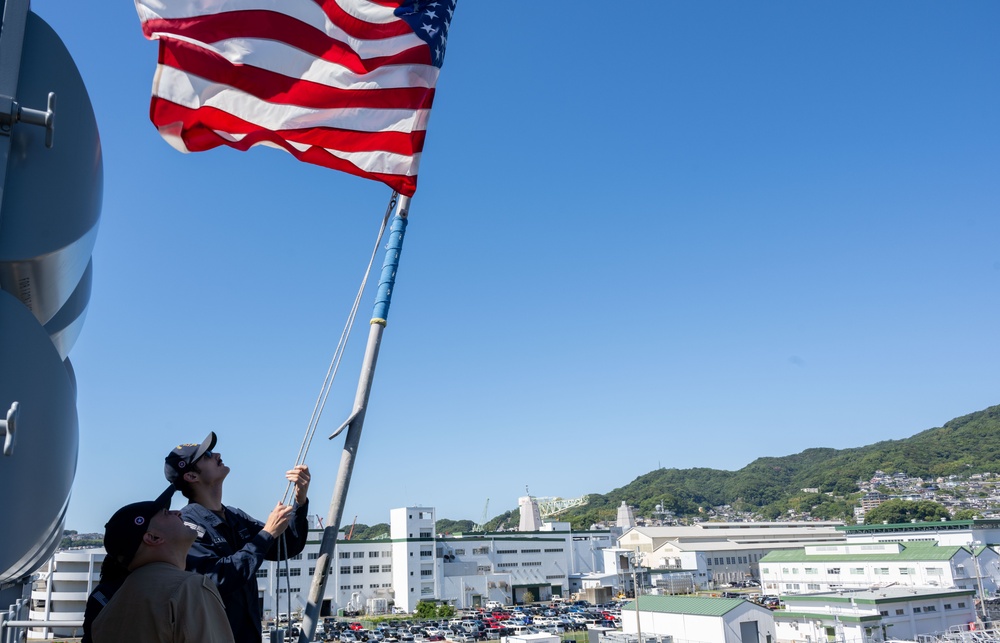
[953,509,979,521]
[864,500,950,525]
[436,604,456,618]
[521,590,535,604]
[415,601,437,619]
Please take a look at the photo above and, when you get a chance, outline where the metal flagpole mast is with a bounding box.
[300,194,410,643]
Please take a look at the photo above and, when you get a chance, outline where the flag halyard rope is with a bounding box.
[280,190,398,506]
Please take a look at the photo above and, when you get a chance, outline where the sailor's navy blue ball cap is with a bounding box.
[164,431,217,483]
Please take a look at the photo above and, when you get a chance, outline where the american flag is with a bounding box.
[135,0,457,197]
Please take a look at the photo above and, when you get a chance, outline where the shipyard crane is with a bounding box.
[472,498,489,532]
[533,495,590,518]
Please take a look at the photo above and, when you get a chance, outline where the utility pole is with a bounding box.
[972,541,988,627]
[631,549,642,643]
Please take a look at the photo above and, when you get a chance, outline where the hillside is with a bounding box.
[447,404,1000,531]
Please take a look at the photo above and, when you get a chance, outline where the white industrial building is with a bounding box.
[838,518,1000,547]
[774,588,978,643]
[25,547,101,639]
[759,541,1000,597]
[259,505,615,617]
[620,595,777,643]
[618,522,846,589]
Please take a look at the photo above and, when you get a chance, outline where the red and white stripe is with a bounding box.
[136,0,443,196]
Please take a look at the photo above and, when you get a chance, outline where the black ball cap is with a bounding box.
[103,484,175,567]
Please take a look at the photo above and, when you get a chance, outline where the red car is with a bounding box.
[349,623,364,631]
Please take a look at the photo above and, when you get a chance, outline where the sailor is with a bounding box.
[92,493,234,643]
[83,484,175,642]
[164,432,310,643]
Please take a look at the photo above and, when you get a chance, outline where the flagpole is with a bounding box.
[299,194,410,643]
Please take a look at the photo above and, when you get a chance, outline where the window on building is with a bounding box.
[521,549,540,554]
[339,552,351,559]
[419,531,432,538]
[805,568,818,575]
[900,568,915,575]
[370,565,380,573]
[420,550,432,557]
[382,565,391,573]
[256,569,268,578]
[291,554,302,560]
[928,567,943,575]
[925,606,936,612]
[340,566,351,574]
[353,566,363,574]
[850,568,864,575]
[807,583,820,590]
[959,603,967,608]
[913,607,921,614]
[761,567,769,574]
[786,583,800,590]
[340,585,351,590]
[369,551,379,558]
[874,568,889,575]
[880,611,888,616]
[308,553,319,560]
[382,551,392,557]
[421,570,433,576]
[454,549,466,555]
[544,548,563,553]
[353,584,362,590]
[895,609,904,615]
[309,567,315,575]
[353,552,364,559]
[944,604,952,610]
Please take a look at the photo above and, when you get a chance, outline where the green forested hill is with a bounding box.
[452,404,1000,531]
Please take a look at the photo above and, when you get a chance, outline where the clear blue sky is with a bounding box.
[32,1,1000,534]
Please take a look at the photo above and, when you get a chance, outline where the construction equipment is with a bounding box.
[472,499,489,532]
